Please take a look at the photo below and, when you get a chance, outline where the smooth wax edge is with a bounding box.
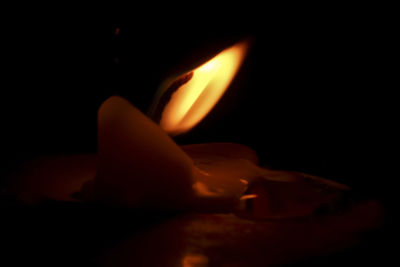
[87,96,194,209]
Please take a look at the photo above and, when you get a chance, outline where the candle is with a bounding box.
[2,32,385,267]
[5,40,350,219]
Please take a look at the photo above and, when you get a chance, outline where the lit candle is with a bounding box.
[6,41,349,219]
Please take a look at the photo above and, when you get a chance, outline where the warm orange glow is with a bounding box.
[182,253,209,267]
[160,41,249,135]
[240,194,258,200]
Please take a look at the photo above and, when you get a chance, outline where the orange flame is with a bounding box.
[159,41,249,135]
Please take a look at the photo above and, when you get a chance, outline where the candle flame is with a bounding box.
[158,41,249,135]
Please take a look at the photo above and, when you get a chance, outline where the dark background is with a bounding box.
[2,9,391,202]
